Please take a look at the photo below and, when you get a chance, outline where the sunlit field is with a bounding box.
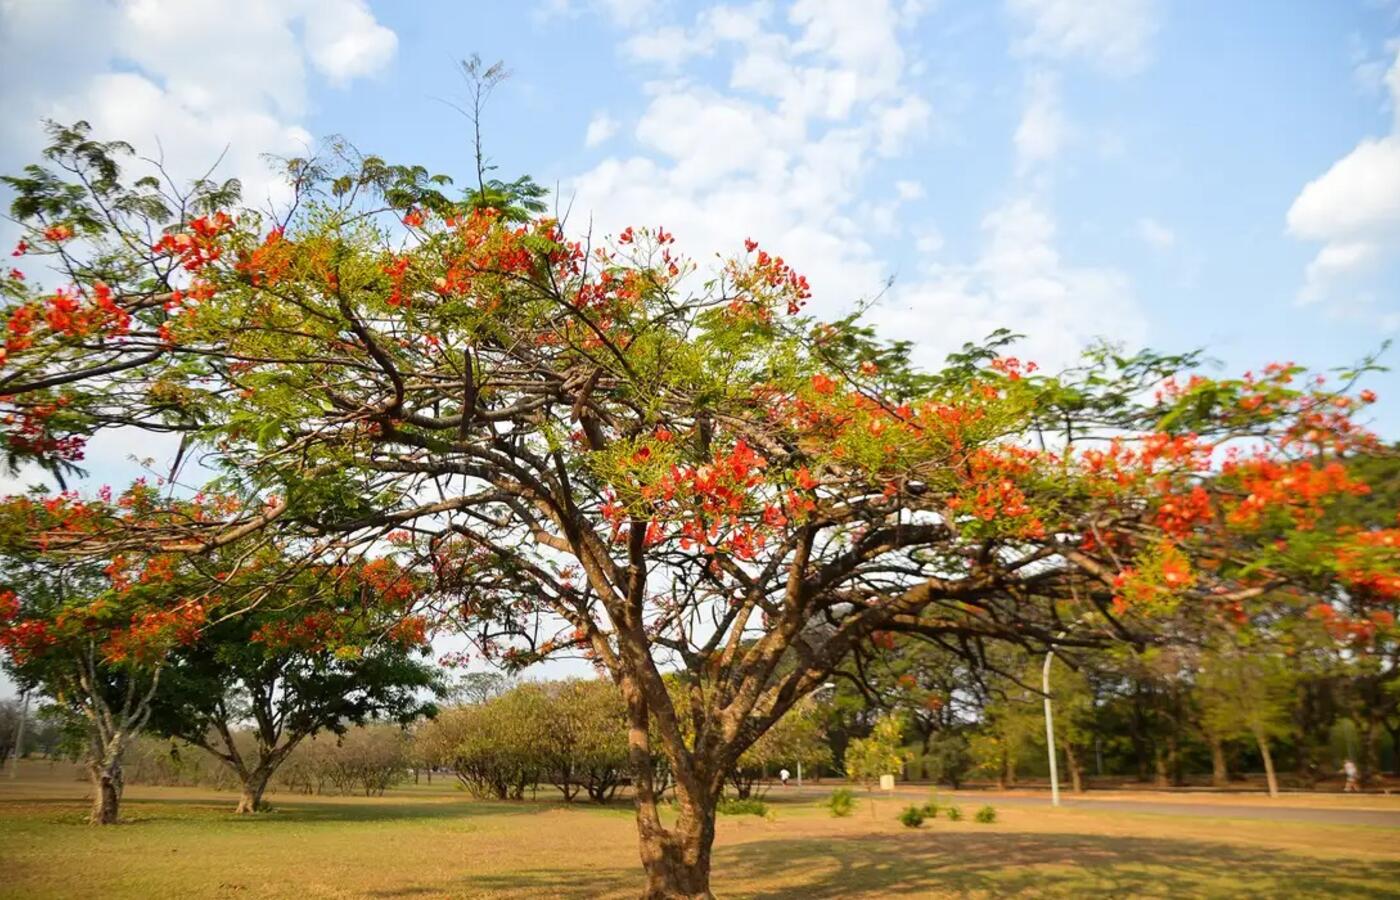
[3,762,1398,899]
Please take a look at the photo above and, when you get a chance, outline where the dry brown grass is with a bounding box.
[2,762,1397,898]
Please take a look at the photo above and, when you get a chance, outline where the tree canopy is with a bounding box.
[1,120,1396,896]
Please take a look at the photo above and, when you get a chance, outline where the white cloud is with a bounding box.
[569,0,1138,372]
[1137,216,1175,250]
[1006,0,1159,74]
[569,0,931,316]
[874,197,1146,371]
[0,0,398,224]
[585,112,619,148]
[303,0,398,85]
[1014,69,1066,173]
[895,180,925,201]
[1287,45,1400,310]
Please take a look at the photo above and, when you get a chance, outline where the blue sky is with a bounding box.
[1,0,1399,695]
[3,1,1399,416]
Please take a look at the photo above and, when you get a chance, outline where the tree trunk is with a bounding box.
[1253,729,1279,798]
[1064,743,1085,794]
[1208,734,1229,788]
[624,682,716,899]
[236,767,273,814]
[1360,716,1382,787]
[89,759,122,825]
[1153,746,1169,788]
[1166,732,1184,786]
[635,778,716,899]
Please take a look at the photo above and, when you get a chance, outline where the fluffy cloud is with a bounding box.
[568,0,930,317]
[1137,217,1175,250]
[303,0,398,85]
[1014,69,1066,173]
[873,197,1145,372]
[1006,0,1159,74]
[584,112,619,148]
[1287,45,1400,312]
[0,0,397,219]
[566,0,1146,371]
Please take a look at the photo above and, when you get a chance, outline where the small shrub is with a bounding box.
[945,804,962,821]
[898,805,925,828]
[718,796,769,817]
[920,800,939,817]
[975,805,997,823]
[827,788,857,817]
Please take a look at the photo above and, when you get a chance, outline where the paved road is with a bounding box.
[774,785,1400,828]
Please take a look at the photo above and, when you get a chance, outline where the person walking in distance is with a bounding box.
[1342,759,1360,793]
[779,768,790,787]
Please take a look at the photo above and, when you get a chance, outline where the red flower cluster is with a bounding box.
[103,601,207,663]
[152,212,233,271]
[3,401,86,461]
[252,611,340,651]
[1223,458,1366,529]
[235,227,291,287]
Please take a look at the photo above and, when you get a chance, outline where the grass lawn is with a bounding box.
[2,762,1398,898]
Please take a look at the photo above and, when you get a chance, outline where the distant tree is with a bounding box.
[727,699,829,798]
[144,560,440,813]
[969,684,1041,790]
[1198,640,1295,798]
[317,724,411,796]
[845,714,908,787]
[445,671,515,706]
[435,688,551,800]
[1047,657,1099,794]
[920,731,974,788]
[544,679,630,803]
[0,697,23,766]
[0,555,179,823]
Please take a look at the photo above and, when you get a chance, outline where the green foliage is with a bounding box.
[897,805,925,827]
[728,698,831,798]
[1197,642,1296,745]
[845,714,908,786]
[717,796,770,817]
[826,788,857,817]
[945,804,963,821]
[920,733,974,788]
[421,679,628,803]
[975,805,997,824]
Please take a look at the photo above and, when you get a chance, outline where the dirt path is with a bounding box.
[777,784,1400,828]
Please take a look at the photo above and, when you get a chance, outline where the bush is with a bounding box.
[827,788,857,817]
[717,796,769,817]
[920,791,939,818]
[919,732,973,788]
[945,804,963,821]
[975,804,997,823]
[898,805,925,828]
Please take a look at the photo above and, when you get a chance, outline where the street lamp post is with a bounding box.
[1042,624,1083,809]
[1042,646,1061,808]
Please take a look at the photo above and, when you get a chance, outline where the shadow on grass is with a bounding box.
[457,830,1400,899]
[367,868,638,899]
[717,831,1400,898]
[0,793,582,827]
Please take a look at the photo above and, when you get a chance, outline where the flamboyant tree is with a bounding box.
[1,121,1397,895]
[0,543,198,824]
[144,557,440,814]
